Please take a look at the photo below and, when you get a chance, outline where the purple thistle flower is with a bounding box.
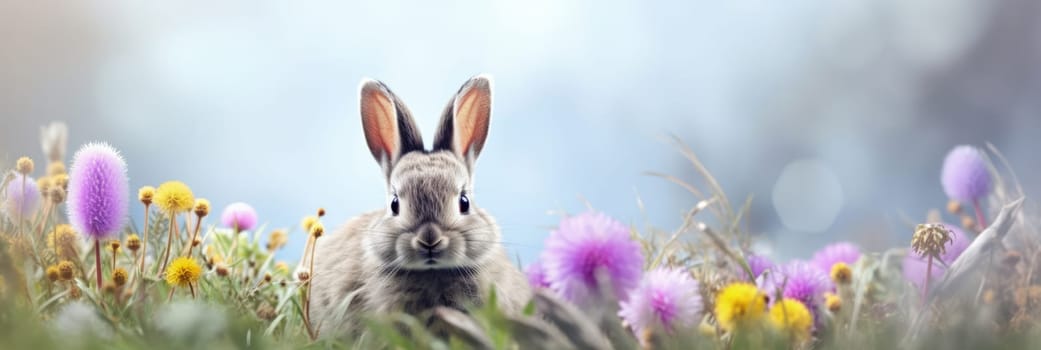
[525,261,551,289]
[759,260,831,310]
[220,202,258,231]
[3,174,41,223]
[541,211,644,304]
[746,254,775,279]
[619,268,702,335]
[810,242,861,273]
[941,145,991,203]
[67,143,129,240]
[903,223,971,291]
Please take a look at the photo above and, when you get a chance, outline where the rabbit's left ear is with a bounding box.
[433,74,492,169]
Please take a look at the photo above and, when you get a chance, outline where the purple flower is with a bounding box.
[746,254,775,279]
[67,143,129,240]
[525,261,551,289]
[220,202,257,231]
[941,145,991,203]
[619,268,701,335]
[903,224,971,291]
[759,260,831,309]
[541,211,644,303]
[3,174,41,222]
[810,242,861,273]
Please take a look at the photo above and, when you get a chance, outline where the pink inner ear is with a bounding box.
[454,87,491,157]
[361,88,399,160]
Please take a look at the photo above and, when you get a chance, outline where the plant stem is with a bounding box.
[303,235,318,340]
[973,199,987,230]
[159,212,177,276]
[185,214,203,257]
[95,239,103,291]
[140,205,150,276]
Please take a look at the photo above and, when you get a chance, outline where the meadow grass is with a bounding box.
[2,127,1041,349]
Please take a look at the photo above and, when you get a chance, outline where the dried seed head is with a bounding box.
[298,271,310,282]
[46,265,60,282]
[215,265,229,277]
[264,273,272,283]
[112,268,129,287]
[16,157,34,175]
[911,223,954,261]
[57,261,75,280]
[317,208,326,217]
[109,239,121,252]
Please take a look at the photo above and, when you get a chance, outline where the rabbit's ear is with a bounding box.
[433,74,492,168]
[359,78,425,173]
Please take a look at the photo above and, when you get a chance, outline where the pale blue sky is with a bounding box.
[2,1,1039,264]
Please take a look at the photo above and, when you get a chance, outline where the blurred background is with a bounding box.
[2,1,1039,264]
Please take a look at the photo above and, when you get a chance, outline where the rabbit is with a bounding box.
[306,75,532,336]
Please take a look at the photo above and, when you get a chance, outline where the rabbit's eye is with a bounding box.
[459,193,470,214]
[390,195,400,216]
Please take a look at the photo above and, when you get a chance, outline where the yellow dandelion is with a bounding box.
[154,181,194,214]
[830,262,852,285]
[715,282,767,332]
[267,229,288,251]
[47,161,66,176]
[112,268,129,287]
[165,257,202,288]
[825,293,842,313]
[138,186,156,205]
[46,265,60,282]
[57,261,75,281]
[768,298,813,341]
[301,215,318,232]
[193,198,211,218]
[16,156,34,175]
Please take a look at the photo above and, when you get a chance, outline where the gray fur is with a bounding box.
[307,76,530,337]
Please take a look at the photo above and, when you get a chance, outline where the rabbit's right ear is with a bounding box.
[359,79,425,174]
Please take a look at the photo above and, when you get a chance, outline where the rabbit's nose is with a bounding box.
[416,237,444,251]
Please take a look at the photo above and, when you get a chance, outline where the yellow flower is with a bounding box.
[108,239,121,253]
[301,215,318,233]
[126,234,142,252]
[138,186,155,205]
[715,282,767,331]
[47,161,66,176]
[46,265,60,282]
[37,176,53,200]
[769,298,813,341]
[310,222,325,238]
[154,181,194,214]
[165,257,202,288]
[830,262,852,285]
[57,261,75,281]
[274,261,290,275]
[825,293,842,313]
[16,156,34,175]
[194,198,211,217]
[112,268,129,287]
[266,230,288,251]
[52,174,69,190]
